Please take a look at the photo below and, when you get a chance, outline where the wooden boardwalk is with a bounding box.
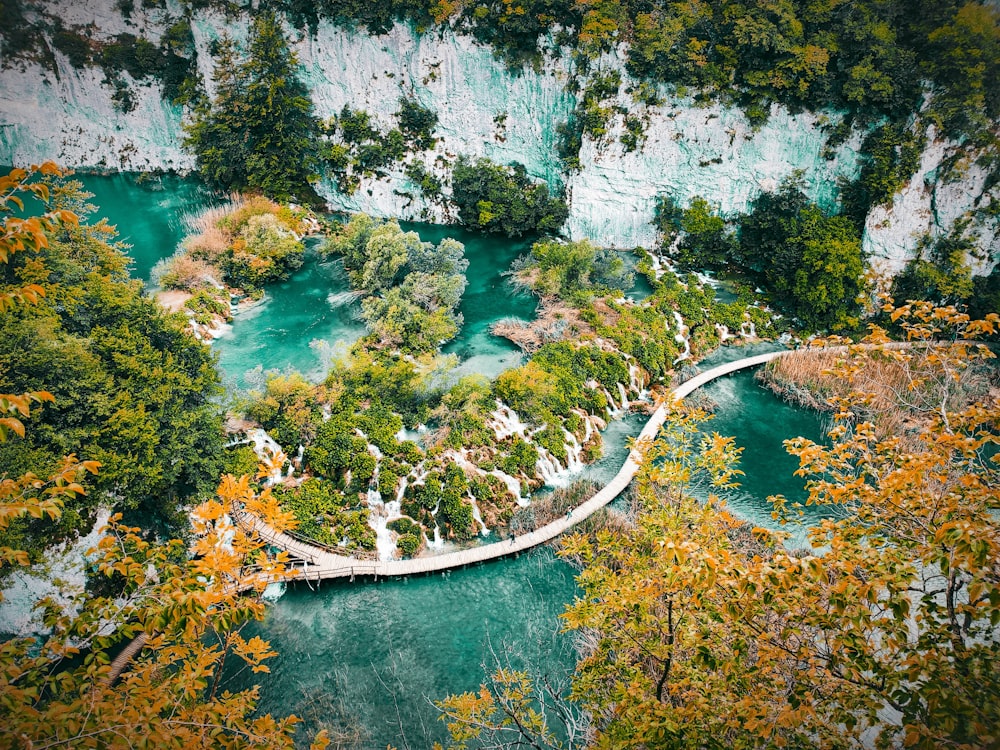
[237,349,788,582]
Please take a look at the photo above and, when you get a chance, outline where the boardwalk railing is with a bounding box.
[234,349,792,582]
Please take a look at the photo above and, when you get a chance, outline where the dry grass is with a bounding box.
[183,194,300,264]
[509,479,600,534]
[152,253,222,291]
[155,288,192,313]
[758,344,997,439]
[185,224,230,263]
[491,300,593,353]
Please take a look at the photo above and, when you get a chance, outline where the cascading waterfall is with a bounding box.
[673,311,691,362]
[563,428,585,473]
[601,386,622,417]
[362,440,403,561]
[469,495,490,536]
[488,400,530,440]
[645,251,668,280]
[617,382,630,411]
[245,428,287,485]
[535,449,570,487]
[0,507,112,634]
[491,469,527,506]
[628,362,646,398]
[427,524,445,550]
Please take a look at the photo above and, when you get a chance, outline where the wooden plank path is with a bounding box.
[237,349,789,582]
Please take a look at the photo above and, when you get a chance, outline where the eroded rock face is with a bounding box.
[863,129,999,276]
[1,8,995,268]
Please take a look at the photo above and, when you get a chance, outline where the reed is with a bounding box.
[758,344,994,440]
[151,252,221,291]
[509,479,600,534]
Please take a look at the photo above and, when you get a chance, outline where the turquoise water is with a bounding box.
[65,170,215,281]
[47,172,832,747]
[698,369,833,548]
[57,173,537,387]
[401,221,537,381]
[214,247,369,389]
[238,372,828,749]
[233,548,580,749]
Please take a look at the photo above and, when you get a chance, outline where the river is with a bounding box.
[58,171,828,748]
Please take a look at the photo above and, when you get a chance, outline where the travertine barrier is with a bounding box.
[236,349,788,581]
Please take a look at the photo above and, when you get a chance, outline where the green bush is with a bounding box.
[451,157,568,237]
[396,97,438,150]
[221,445,260,478]
[396,532,422,557]
[53,30,92,68]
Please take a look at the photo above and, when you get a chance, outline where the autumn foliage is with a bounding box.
[439,303,1000,749]
[0,165,326,750]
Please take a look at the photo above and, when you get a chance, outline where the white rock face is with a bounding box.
[296,22,574,221]
[0,13,995,266]
[566,101,862,248]
[864,128,999,276]
[0,55,191,171]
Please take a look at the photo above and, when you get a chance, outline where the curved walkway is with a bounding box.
[237,349,789,583]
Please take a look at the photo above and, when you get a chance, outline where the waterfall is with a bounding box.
[364,441,403,561]
[716,323,733,342]
[563,428,585,473]
[488,400,530,440]
[491,469,527,507]
[741,319,757,338]
[536,450,571,488]
[245,428,287,485]
[469,496,490,536]
[426,525,445,550]
[672,311,691,362]
[646,252,668,280]
[262,582,287,601]
[0,507,117,635]
[628,362,645,396]
[601,387,622,418]
[617,382,630,411]
[327,290,360,307]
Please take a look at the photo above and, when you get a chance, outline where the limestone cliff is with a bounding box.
[1,4,995,269]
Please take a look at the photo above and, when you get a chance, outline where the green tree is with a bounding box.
[921,2,1000,137]
[517,239,633,299]
[667,196,738,272]
[184,14,319,201]
[739,182,864,331]
[0,163,327,750]
[0,175,224,545]
[325,215,468,353]
[892,226,976,306]
[451,158,568,237]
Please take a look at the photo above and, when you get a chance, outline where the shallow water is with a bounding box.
[58,172,540,386]
[65,170,216,281]
[696,368,833,548]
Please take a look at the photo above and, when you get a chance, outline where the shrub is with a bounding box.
[450,157,568,237]
[152,253,220,291]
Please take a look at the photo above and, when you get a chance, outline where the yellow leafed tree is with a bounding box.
[0,164,327,750]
